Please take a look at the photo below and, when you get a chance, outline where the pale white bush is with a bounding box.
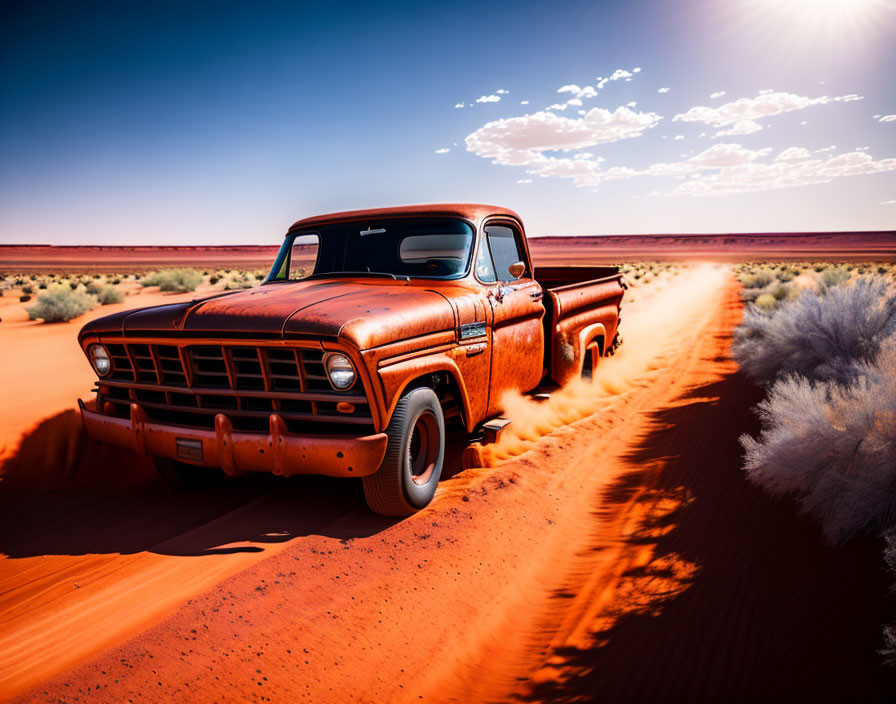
[741,340,896,544]
[733,276,896,386]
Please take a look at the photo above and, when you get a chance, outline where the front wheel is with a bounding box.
[363,386,445,516]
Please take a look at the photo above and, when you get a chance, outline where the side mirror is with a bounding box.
[508,261,526,280]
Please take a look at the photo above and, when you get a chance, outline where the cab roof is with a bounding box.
[287,203,522,233]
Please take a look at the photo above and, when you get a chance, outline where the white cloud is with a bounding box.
[558,84,598,100]
[674,91,864,129]
[454,102,465,109]
[626,101,637,107]
[520,100,529,105]
[800,121,808,125]
[674,135,685,140]
[496,89,509,95]
[814,145,837,153]
[547,103,569,111]
[596,67,640,90]
[566,98,583,106]
[658,87,670,94]
[465,106,662,168]
[577,110,586,115]
[880,115,896,122]
[714,119,763,137]
[476,94,502,103]
[774,147,811,162]
[516,178,533,184]
[881,200,896,205]
[668,146,896,196]
[710,91,726,99]
[434,148,450,154]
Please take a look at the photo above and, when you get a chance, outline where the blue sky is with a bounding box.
[1,0,895,244]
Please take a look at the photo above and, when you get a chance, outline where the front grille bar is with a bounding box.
[100,342,370,432]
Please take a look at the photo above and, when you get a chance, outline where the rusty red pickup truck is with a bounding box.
[78,204,624,515]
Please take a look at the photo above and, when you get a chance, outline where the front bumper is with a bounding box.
[78,399,388,478]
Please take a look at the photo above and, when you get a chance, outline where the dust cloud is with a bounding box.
[482,264,730,465]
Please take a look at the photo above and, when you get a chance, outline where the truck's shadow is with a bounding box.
[0,410,467,559]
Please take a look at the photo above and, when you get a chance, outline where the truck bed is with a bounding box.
[534,266,625,385]
[533,266,621,290]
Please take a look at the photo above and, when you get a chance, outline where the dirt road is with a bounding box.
[2,268,892,702]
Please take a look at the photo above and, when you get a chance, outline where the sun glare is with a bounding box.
[739,0,895,50]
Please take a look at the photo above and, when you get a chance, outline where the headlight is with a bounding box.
[89,344,111,377]
[324,352,356,390]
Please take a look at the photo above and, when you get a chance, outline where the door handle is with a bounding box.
[530,290,544,301]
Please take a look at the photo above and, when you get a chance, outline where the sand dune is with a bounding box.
[2,269,893,702]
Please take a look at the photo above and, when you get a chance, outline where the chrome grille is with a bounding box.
[99,343,370,433]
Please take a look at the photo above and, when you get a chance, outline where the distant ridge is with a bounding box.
[1,230,893,271]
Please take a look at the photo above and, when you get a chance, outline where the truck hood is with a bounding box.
[82,278,458,349]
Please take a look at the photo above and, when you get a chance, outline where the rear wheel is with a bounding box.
[153,457,226,489]
[363,387,445,516]
[581,340,601,382]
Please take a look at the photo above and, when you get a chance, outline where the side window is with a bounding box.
[485,225,525,283]
[281,234,319,279]
[475,238,497,282]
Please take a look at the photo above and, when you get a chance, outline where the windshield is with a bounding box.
[268,217,474,281]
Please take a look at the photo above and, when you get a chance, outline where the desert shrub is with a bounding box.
[740,340,896,544]
[741,268,775,289]
[222,272,255,290]
[775,267,795,282]
[819,266,850,289]
[22,284,33,294]
[753,293,777,311]
[141,268,202,292]
[769,283,792,301]
[19,294,31,303]
[733,276,896,386]
[26,284,98,322]
[96,285,124,305]
[739,287,763,303]
[209,275,220,285]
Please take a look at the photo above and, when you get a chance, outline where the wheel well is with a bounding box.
[581,336,604,381]
[405,371,465,426]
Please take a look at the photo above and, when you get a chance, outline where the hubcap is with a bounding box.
[407,411,439,485]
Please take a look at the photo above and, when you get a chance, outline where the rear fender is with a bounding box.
[553,321,607,386]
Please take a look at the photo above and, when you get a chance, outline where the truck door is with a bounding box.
[477,221,545,416]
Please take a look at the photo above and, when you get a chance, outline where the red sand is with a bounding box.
[1,270,893,701]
